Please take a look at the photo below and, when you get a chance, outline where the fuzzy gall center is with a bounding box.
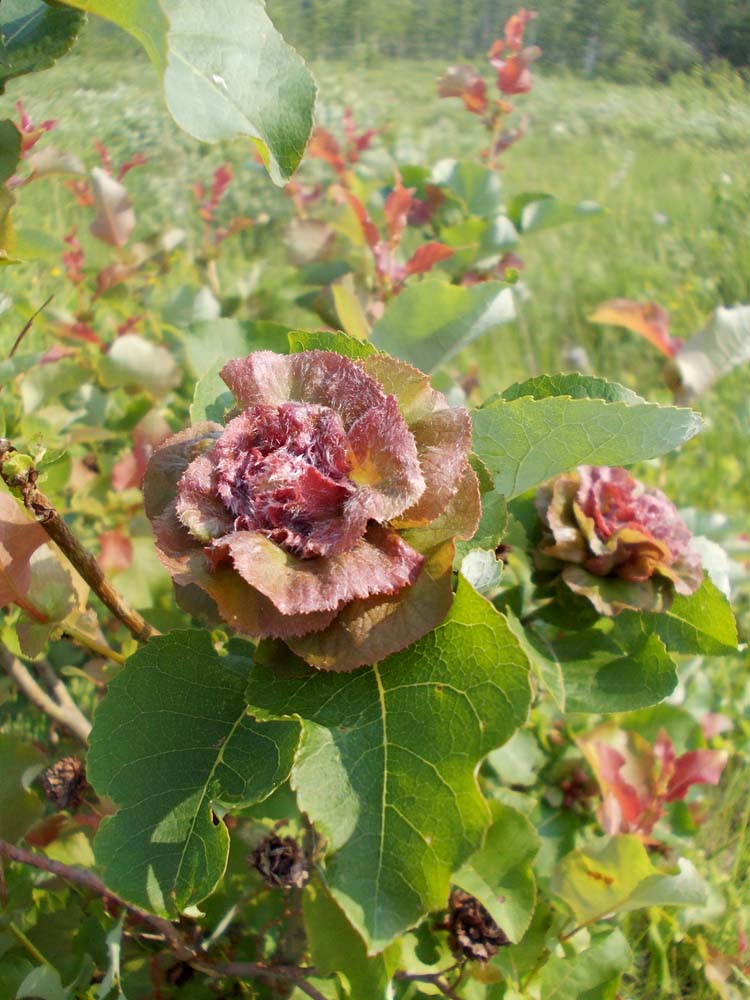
[211,402,360,559]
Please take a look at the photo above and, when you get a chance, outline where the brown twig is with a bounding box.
[0,453,157,643]
[395,968,465,999]
[8,294,54,359]
[0,644,91,744]
[1,840,331,998]
[213,963,328,1000]
[0,840,189,957]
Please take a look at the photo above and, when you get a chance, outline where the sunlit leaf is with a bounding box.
[246,577,532,950]
[472,394,702,498]
[98,334,180,396]
[623,577,738,656]
[61,0,315,184]
[539,929,632,1000]
[551,835,705,925]
[371,279,515,373]
[454,802,540,942]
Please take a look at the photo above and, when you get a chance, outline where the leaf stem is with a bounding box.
[8,921,53,967]
[63,622,126,665]
[0,449,158,644]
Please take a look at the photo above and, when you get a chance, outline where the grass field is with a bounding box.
[3,20,750,997]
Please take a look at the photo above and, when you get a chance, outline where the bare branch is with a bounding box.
[35,658,93,733]
[395,968,465,999]
[0,840,190,958]
[214,963,328,1000]
[0,644,91,744]
[0,451,158,643]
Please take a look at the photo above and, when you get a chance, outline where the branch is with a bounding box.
[0,644,91,745]
[1,840,331,999]
[8,294,54,360]
[0,451,158,643]
[395,968,465,999]
[0,840,190,958]
[214,963,328,1000]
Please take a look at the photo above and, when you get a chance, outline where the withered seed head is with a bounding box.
[444,888,510,963]
[41,755,89,811]
[250,834,309,890]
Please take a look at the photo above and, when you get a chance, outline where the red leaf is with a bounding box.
[307,127,347,175]
[405,242,454,277]
[495,47,540,96]
[337,188,380,250]
[0,491,48,620]
[589,299,684,357]
[504,8,537,51]
[111,410,172,492]
[666,749,728,802]
[437,65,488,115]
[98,529,133,573]
[384,175,413,244]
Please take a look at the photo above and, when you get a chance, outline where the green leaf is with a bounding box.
[505,613,565,712]
[371,279,515,373]
[183,317,290,375]
[539,929,632,1000]
[508,192,602,234]
[189,358,233,424]
[246,578,532,950]
[0,120,21,184]
[627,577,738,657]
[431,158,503,217]
[0,0,85,91]
[97,334,180,397]
[15,965,71,1000]
[287,328,378,359]
[454,802,540,942]
[551,835,705,926]
[62,0,315,184]
[472,395,702,498]
[87,630,300,915]
[500,373,644,405]
[303,881,401,1000]
[0,735,43,843]
[552,618,677,714]
[487,728,545,789]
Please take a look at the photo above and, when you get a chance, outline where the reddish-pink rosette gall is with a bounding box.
[144,350,480,671]
[535,465,702,615]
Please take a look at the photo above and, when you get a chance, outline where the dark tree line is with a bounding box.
[270,0,750,78]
